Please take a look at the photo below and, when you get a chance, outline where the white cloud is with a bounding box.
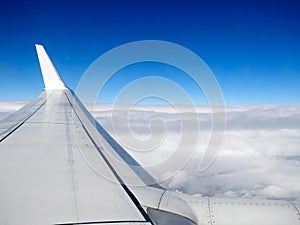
[0,101,27,120]
[89,104,300,201]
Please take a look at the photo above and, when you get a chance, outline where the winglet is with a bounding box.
[35,44,67,90]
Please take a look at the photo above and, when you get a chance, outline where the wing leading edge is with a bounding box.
[0,45,299,225]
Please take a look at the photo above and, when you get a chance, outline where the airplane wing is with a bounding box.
[0,45,299,225]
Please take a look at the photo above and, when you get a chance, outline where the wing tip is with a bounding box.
[35,44,68,90]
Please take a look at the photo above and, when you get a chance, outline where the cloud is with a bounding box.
[0,101,27,120]
[88,104,300,201]
[1,101,299,201]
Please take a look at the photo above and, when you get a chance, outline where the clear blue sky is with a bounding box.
[0,0,299,104]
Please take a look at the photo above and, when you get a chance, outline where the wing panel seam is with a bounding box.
[0,93,51,143]
[64,93,153,225]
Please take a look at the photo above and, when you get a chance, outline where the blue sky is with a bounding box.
[0,0,299,104]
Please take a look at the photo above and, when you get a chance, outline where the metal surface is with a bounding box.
[35,44,67,90]
[0,90,151,224]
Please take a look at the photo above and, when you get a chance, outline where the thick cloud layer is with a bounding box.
[89,104,300,201]
[1,102,299,201]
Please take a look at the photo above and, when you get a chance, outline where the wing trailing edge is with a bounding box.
[35,44,67,90]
